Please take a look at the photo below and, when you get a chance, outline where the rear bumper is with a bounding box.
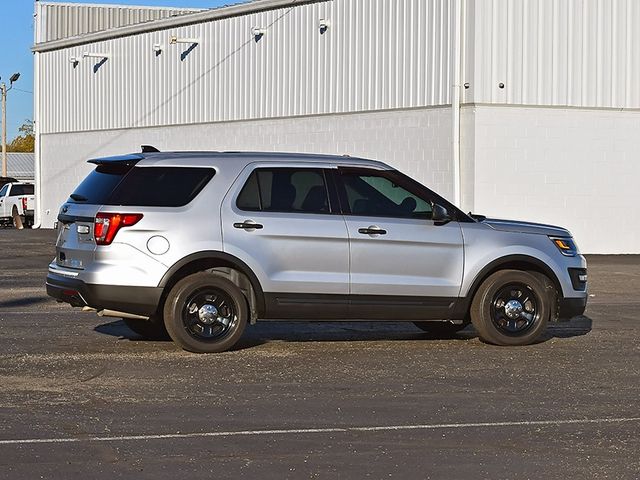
[557,296,587,321]
[46,273,162,317]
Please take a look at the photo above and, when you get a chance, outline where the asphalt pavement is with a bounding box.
[0,228,638,479]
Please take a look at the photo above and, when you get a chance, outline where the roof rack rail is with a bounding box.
[141,145,160,153]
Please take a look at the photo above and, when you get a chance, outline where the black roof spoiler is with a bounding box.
[88,154,144,166]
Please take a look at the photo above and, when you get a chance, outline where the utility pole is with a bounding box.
[1,82,6,177]
[1,72,21,178]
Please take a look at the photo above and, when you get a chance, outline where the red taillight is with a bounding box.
[21,197,28,210]
[94,213,143,245]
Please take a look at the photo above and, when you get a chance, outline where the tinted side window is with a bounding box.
[236,168,330,214]
[107,167,214,207]
[236,171,261,211]
[339,170,433,219]
[9,184,34,196]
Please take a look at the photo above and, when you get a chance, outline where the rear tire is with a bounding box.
[470,270,549,346]
[163,273,248,353]
[123,315,169,340]
[413,321,469,336]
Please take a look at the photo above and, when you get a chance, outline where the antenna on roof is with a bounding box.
[141,145,160,153]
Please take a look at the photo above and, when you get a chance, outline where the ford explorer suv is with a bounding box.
[46,150,587,353]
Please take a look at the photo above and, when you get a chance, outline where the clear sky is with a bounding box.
[0,0,248,142]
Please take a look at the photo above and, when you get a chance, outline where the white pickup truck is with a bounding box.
[0,182,35,228]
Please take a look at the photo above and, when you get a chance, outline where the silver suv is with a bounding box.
[47,150,587,353]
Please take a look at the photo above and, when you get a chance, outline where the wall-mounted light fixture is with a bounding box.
[69,57,79,67]
[169,36,199,45]
[319,19,330,34]
[83,52,109,60]
[153,44,163,55]
[252,27,267,41]
[169,36,200,61]
[83,52,110,72]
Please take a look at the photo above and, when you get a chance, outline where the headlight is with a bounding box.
[549,236,578,256]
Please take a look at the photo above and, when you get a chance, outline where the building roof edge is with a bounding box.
[33,0,326,53]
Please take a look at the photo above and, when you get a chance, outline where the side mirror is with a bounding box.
[432,204,452,225]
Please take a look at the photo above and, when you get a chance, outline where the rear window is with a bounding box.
[9,184,34,196]
[69,164,131,204]
[69,165,214,207]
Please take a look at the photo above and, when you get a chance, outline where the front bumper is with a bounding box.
[557,296,587,321]
[46,272,162,317]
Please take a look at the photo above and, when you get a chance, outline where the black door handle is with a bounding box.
[234,221,263,230]
[358,227,387,235]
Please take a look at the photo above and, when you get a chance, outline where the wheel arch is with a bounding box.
[158,251,265,320]
[454,255,562,319]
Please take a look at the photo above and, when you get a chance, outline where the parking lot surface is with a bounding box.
[0,228,639,479]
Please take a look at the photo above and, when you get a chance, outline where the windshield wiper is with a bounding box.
[70,193,88,202]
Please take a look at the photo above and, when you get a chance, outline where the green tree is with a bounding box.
[8,119,34,152]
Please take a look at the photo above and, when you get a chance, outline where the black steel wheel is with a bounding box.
[164,273,248,353]
[471,270,550,346]
[490,283,541,335]
[123,315,169,340]
[181,287,239,342]
[413,320,469,337]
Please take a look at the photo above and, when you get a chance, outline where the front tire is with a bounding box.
[470,270,550,346]
[163,273,248,353]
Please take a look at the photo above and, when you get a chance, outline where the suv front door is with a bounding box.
[222,164,349,319]
[335,167,464,320]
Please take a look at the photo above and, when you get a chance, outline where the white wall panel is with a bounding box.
[38,0,452,134]
[468,0,640,109]
[471,105,640,253]
[38,106,452,228]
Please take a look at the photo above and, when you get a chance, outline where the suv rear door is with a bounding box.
[221,164,349,319]
[334,167,464,320]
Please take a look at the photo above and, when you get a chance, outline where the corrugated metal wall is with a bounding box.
[35,2,201,44]
[468,0,640,108]
[38,0,452,134]
[38,0,639,135]
[7,153,35,180]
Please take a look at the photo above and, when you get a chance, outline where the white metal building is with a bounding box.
[33,0,640,253]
